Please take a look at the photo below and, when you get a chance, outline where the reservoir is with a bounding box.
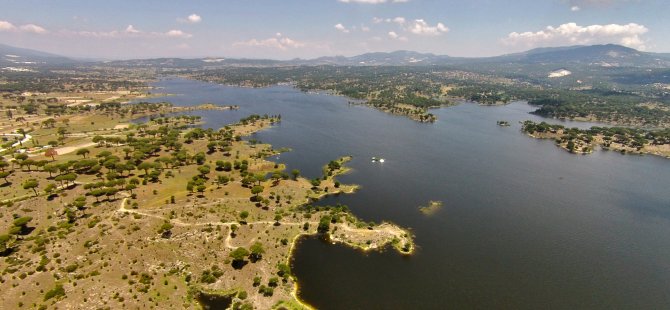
[143,78,670,309]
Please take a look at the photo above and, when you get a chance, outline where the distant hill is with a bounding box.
[284,45,670,68]
[492,44,670,67]
[1,43,669,69]
[0,43,77,67]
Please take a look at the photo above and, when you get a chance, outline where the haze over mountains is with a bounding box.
[0,43,77,68]
[2,43,670,69]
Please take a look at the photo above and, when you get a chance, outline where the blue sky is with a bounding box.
[0,0,668,59]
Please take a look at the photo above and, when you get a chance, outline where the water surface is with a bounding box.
[144,78,670,309]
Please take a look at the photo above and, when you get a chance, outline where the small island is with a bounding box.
[170,103,240,113]
[419,200,443,216]
[497,120,511,127]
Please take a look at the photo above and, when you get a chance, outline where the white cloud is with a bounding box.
[374,17,406,24]
[372,17,449,36]
[334,23,350,33]
[361,26,371,32]
[233,33,305,50]
[393,17,406,25]
[571,6,581,11]
[166,29,192,38]
[19,24,47,34]
[65,25,191,39]
[179,13,202,24]
[0,20,47,34]
[406,19,449,36]
[125,25,140,34]
[503,22,649,50]
[339,0,408,3]
[0,20,16,31]
[388,31,407,41]
[188,14,202,23]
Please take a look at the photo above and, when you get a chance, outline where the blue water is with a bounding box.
[142,78,670,309]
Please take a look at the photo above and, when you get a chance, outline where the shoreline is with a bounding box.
[187,113,416,308]
[0,95,414,309]
[522,120,670,159]
[157,77,670,130]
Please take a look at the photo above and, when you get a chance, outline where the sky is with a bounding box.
[0,0,668,60]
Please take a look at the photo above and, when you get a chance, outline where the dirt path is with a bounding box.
[116,196,314,249]
[54,142,97,155]
[115,195,411,254]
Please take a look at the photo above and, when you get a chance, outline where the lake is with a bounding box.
[141,78,670,309]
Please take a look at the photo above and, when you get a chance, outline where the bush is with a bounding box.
[44,283,65,301]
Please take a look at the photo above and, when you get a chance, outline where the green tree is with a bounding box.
[0,171,11,184]
[197,165,211,177]
[0,160,9,172]
[207,141,218,153]
[75,148,90,158]
[251,185,264,200]
[0,234,14,254]
[137,162,154,175]
[277,263,291,278]
[229,247,250,263]
[15,153,28,161]
[271,171,282,183]
[43,283,66,301]
[193,152,206,165]
[42,118,56,128]
[12,216,33,235]
[186,181,194,193]
[254,174,265,185]
[567,141,576,152]
[22,178,39,196]
[327,160,341,171]
[122,147,132,159]
[317,215,331,233]
[250,242,265,261]
[92,135,105,146]
[223,161,232,171]
[43,164,58,177]
[216,175,229,187]
[44,183,57,196]
[239,211,249,222]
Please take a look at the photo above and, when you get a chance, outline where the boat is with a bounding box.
[371,157,385,163]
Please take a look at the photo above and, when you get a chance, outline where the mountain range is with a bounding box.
[2,43,670,69]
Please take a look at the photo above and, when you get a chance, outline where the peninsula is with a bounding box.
[0,89,413,309]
